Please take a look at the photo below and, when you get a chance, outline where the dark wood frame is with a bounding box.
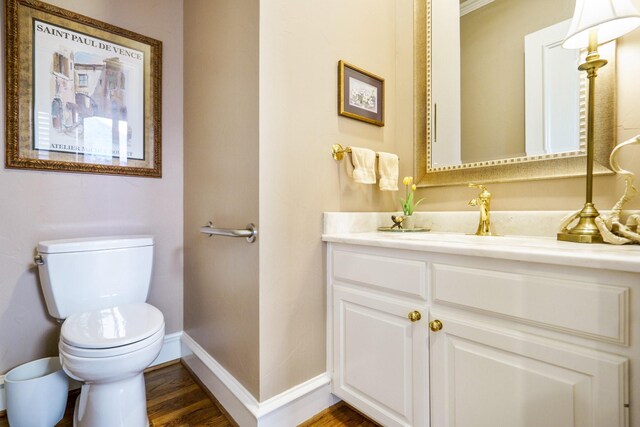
[5,0,162,177]
[338,60,384,127]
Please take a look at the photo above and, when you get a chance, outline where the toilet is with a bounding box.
[36,235,165,427]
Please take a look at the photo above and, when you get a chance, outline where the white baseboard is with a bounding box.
[181,332,339,427]
[151,331,190,367]
[0,331,187,413]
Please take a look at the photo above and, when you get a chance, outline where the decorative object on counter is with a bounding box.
[557,0,640,243]
[561,135,640,245]
[399,176,424,230]
[378,225,430,233]
[468,183,493,236]
[402,214,415,230]
[391,214,406,229]
[377,152,399,191]
[5,0,162,177]
[380,213,430,232]
[338,60,384,127]
[345,147,376,184]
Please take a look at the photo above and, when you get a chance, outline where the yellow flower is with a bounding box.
[403,176,413,186]
[412,184,417,191]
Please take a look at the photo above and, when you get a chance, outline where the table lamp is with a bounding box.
[558,0,640,243]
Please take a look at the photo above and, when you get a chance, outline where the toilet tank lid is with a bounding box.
[38,235,154,254]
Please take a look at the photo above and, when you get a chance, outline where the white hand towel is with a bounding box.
[346,147,377,184]
[377,152,399,191]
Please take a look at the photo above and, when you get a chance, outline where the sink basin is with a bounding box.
[379,231,497,243]
[377,230,563,248]
[391,232,467,242]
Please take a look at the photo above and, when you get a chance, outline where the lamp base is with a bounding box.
[557,203,603,243]
[556,232,604,243]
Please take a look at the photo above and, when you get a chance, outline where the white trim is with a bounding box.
[182,352,257,427]
[181,332,338,426]
[0,331,186,413]
[326,242,335,385]
[460,0,494,16]
[151,331,189,367]
[257,379,338,427]
[182,333,260,418]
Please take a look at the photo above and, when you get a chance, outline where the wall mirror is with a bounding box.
[413,0,616,187]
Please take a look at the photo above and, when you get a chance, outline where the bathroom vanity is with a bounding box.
[323,213,640,427]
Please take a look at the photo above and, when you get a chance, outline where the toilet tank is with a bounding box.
[37,236,154,319]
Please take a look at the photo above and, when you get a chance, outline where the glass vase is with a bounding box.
[402,214,415,230]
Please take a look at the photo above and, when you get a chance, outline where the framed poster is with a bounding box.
[338,60,384,127]
[5,0,162,177]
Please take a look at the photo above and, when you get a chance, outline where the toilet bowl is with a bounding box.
[58,303,165,427]
[36,236,164,427]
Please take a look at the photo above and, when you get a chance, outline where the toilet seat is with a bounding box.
[60,327,164,358]
[60,303,164,358]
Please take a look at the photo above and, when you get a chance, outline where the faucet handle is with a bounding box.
[468,182,487,191]
[469,183,491,198]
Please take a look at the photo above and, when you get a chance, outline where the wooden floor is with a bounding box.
[298,401,380,427]
[0,361,377,426]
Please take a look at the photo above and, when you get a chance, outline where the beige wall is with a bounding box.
[164,0,639,408]
[183,0,413,402]
[254,0,640,402]
[0,0,184,374]
[258,0,414,400]
[460,0,574,163]
[183,0,261,398]
[418,0,640,212]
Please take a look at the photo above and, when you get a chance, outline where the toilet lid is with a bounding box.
[61,303,164,349]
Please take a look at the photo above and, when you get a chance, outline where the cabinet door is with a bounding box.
[429,311,628,427]
[333,286,428,427]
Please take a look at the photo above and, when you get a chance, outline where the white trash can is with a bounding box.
[5,357,69,427]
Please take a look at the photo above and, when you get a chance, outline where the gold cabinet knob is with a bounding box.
[429,319,443,332]
[408,311,422,322]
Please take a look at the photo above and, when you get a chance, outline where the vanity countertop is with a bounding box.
[322,231,640,273]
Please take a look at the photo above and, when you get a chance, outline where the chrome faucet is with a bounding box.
[468,183,492,236]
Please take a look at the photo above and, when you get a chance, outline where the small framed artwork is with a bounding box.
[338,60,384,127]
[5,0,162,177]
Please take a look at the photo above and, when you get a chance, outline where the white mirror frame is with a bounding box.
[414,0,616,188]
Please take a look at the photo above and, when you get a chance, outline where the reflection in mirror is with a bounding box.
[434,0,582,168]
[414,0,616,187]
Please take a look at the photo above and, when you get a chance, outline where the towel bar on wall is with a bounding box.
[200,221,257,243]
[331,143,399,161]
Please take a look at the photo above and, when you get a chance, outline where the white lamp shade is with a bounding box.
[563,0,640,48]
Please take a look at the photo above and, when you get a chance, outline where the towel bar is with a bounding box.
[200,222,257,243]
[331,144,398,161]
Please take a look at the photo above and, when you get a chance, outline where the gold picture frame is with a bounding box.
[338,60,384,127]
[5,0,162,177]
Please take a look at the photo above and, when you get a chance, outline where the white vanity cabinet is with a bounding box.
[326,239,637,427]
[329,246,430,427]
[429,311,627,427]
